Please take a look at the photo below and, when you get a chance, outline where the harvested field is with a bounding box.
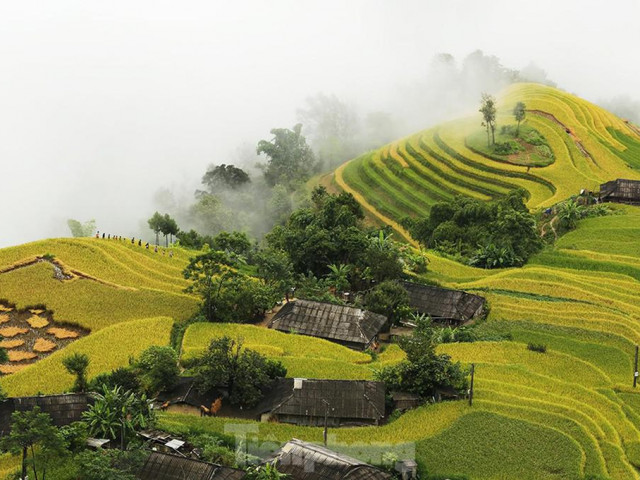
[33,338,56,353]
[0,302,87,374]
[47,328,80,339]
[8,350,37,362]
[0,327,28,338]
[27,316,49,328]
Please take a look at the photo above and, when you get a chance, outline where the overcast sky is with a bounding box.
[1,0,639,247]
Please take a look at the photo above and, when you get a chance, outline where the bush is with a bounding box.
[136,346,180,395]
[527,343,547,353]
[494,140,523,155]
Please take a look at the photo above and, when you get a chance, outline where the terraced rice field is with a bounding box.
[161,205,640,480]
[335,83,640,237]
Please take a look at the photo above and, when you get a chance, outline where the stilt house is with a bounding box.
[599,179,640,204]
[401,281,486,325]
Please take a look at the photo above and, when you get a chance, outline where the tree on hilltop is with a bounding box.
[257,124,317,191]
[202,164,251,191]
[479,93,497,146]
[147,211,164,245]
[513,101,526,137]
[67,219,96,237]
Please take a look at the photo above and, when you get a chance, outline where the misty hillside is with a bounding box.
[328,83,640,241]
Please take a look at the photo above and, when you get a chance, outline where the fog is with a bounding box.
[1,0,639,247]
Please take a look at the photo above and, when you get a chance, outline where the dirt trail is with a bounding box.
[528,109,598,166]
[0,256,133,290]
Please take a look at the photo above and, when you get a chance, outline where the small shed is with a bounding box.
[138,451,246,480]
[599,179,640,204]
[258,378,385,427]
[269,439,392,480]
[269,299,387,350]
[0,393,92,435]
[401,281,486,325]
[391,392,422,412]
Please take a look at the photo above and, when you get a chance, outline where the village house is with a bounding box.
[268,439,392,480]
[401,281,486,325]
[137,451,246,480]
[0,393,92,434]
[269,299,387,350]
[257,378,385,427]
[599,179,640,204]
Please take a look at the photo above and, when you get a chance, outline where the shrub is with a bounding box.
[494,140,523,155]
[527,343,547,353]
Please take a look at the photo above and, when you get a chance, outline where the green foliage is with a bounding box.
[189,433,236,466]
[75,449,148,480]
[62,353,90,393]
[257,123,317,190]
[60,422,89,454]
[493,140,523,155]
[479,93,497,146]
[527,343,547,353]
[135,346,180,395]
[191,336,286,408]
[409,190,541,267]
[82,386,154,446]
[202,164,251,190]
[0,406,67,480]
[513,101,526,136]
[67,219,96,238]
[363,280,410,324]
[245,462,289,480]
[375,316,468,399]
[89,367,142,394]
[211,231,252,257]
[254,248,295,300]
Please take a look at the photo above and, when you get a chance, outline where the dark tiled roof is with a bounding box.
[258,379,385,422]
[270,300,387,347]
[138,451,245,480]
[401,281,485,323]
[272,439,391,480]
[0,393,91,434]
[600,179,640,203]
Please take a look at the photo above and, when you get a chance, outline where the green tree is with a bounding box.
[211,231,252,256]
[193,336,286,408]
[161,214,179,247]
[82,386,154,447]
[325,263,352,294]
[183,250,236,322]
[135,346,179,394]
[257,123,317,190]
[0,407,67,480]
[513,101,526,136]
[202,164,251,191]
[67,219,97,238]
[363,280,410,324]
[557,199,584,230]
[375,316,468,400]
[89,367,142,394]
[479,93,497,146]
[62,352,90,393]
[147,211,164,245]
[254,248,295,301]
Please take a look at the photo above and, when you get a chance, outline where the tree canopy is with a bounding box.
[192,336,286,408]
[202,164,251,191]
[67,219,96,238]
[257,123,317,190]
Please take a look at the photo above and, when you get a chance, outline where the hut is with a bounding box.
[0,393,92,435]
[269,439,391,480]
[390,392,422,412]
[401,281,486,325]
[258,378,385,427]
[269,299,387,350]
[599,179,640,205]
[138,451,246,480]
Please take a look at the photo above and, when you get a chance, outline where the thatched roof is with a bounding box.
[258,378,385,422]
[271,439,391,480]
[401,281,485,323]
[270,300,387,348]
[138,451,245,480]
[0,393,91,434]
[600,179,640,204]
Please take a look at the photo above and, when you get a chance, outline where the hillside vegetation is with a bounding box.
[333,83,640,241]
